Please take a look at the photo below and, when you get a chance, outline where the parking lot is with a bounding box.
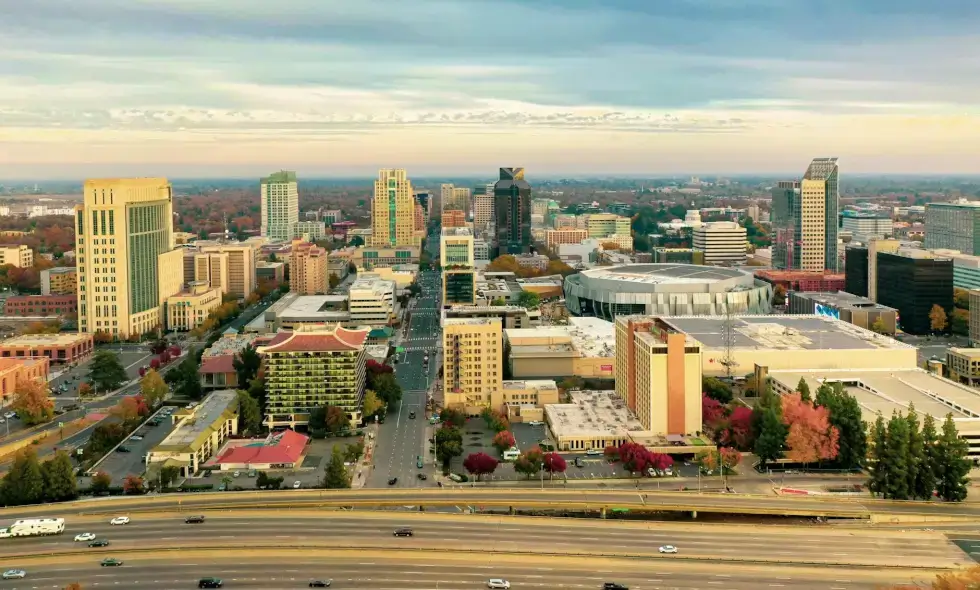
[90,406,180,485]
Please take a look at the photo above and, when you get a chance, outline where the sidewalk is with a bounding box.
[351,423,379,489]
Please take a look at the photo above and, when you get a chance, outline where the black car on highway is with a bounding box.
[387,477,397,485]
[184,515,206,524]
[603,583,629,590]
[88,539,109,547]
[199,578,223,588]
[393,528,414,537]
[309,580,332,587]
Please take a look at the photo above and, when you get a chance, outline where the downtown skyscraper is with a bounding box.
[771,157,840,272]
[371,169,420,247]
[260,171,299,243]
[493,167,532,256]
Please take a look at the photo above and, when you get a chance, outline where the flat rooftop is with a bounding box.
[279,295,350,320]
[793,291,897,312]
[948,347,980,359]
[444,317,502,327]
[0,333,91,347]
[545,390,643,439]
[155,390,239,453]
[769,369,980,426]
[661,315,912,352]
[203,333,263,358]
[507,317,615,358]
[502,379,558,391]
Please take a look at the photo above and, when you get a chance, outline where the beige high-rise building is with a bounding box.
[440,184,471,213]
[166,280,222,331]
[0,245,33,268]
[289,239,328,295]
[473,184,494,232]
[200,243,256,299]
[443,318,503,415]
[75,178,184,339]
[191,251,230,295]
[372,169,420,247]
[260,171,299,243]
[867,238,901,302]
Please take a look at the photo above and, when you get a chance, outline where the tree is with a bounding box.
[516,291,540,310]
[514,447,544,479]
[123,475,146,495]
[796,377,811,402]
[159,465,182,488]
[935,413,971,502]
[719,447,742,474]
[323,446,352,489]
[463,452,499,481]
[89,350,128,392]
[363,389,383,418]
[717,406,753,451]
[492,431,516,454]
[329,273,341,289]
[0,448,45,506]
[10,378,54,425]
[440,407,467,429]
[881,566,980,590]
[113,395,148,423]
[78,382,93,400]
[929,304,948,333]
[702,394,726,431]
[618,442,656,474]
[781,392,840,466]
[371,372,402,407]
[41,450,78,502]
[867,414,888,498]
[90,471,112,495]
[754,405,787,467]
[883,411,912,500]
[905,405,924,500]
[236,390,262,435]
[309,404,351,435]
[814,382,867,470]
[870,317,889,335]
[233,345,262,389]
[139,369,168,408]
[435,425,464,469]
[542,452,567,478]
[166,352,203,400]
[696,449,719,472]
[702,377,733,404]
[917,414,940,501]
[344,441,365,463]
[480,407,510,432]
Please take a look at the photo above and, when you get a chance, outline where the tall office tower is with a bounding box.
[875,250,953,335]
[441,227,476,307]
[693,221,747,265]
[493,167,532,256]
[473,184,494,231]
[770,180,800,269]
[771,157,840,271]
[924,201,980,255]
[372,169,420,247]
[199,243,256,299]
[440,184,471,213]
[260,171,299,243]
[76,178,184,339]
[443,317,503,415]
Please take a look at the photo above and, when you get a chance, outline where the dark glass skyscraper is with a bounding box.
[493,167,531,256]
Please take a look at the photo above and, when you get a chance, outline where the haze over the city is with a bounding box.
[2,0,978,179]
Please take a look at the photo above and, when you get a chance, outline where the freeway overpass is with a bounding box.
[1,488,977,522]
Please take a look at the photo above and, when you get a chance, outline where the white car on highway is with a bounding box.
[659,545,678,554]
[109,516,130,526]
[2,570,26,580]
[74,532,96,542]
[487,580,510,589]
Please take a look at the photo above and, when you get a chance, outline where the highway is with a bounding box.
[0,513,964,588]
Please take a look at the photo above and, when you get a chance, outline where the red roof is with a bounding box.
[215,429,309,466]
[199,354,236,374]
[263,326,369,353]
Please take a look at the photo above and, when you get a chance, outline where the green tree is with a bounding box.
[916,413,939,501]
[867,414,888,497]
[371,372,402,407]
[796,377,811,402]
[882,412,911,500]
[344,441,365,463]
[90,471,112,495]
[323,446,351,489]
[753,406,787,467]
[935,413,971,502]
[870,317,889,335]
[0,448,45,506]
[516,290,540,309]
[165,352,203,400]
[309,404,351,435]
[702,377,733,404]
[815,382,867,470]
[362,390,383,418]
[435,425,464,469]
[236,390,262,435]
[159,465,182,488]
[139,369,168,408]
[89,350,128,392]
[905,405,924,499]
[439,407,467,429]
[328,274,341,289]
[41,450,78,502]
[233,345,262,389]
[513,447,544,479]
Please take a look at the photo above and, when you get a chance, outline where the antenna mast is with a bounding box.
[719,304,737,378]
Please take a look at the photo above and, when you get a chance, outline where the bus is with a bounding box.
[0,518,66,538]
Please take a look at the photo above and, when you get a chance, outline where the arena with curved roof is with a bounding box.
[563,264,773,320]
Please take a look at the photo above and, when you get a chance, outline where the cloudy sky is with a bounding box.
[2,0,979,179]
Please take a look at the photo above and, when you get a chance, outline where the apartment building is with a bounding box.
[585,214,631,239]
[442,210,467,228]
[372,169,420,247]
[614,316,702,436]
[291,220,327,241]
[198,243,256,299]
[348,275,396,325]
[440,184,470,212]
[545,229,588,250]
[0,245,33,268]
[40,267,77,295]
[75,177,184,339]
[166,280,222,331]
[924,201,980,255]
[289,239,328,295]
[692,221,747,265]
[473,184,494,231]
[443,318,503,416]
[262,326,369,427]
[260,171,299,242]
[3,295,77,317]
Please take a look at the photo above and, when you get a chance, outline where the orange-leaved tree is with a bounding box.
[781,392,839,467]
[11,378,54,425]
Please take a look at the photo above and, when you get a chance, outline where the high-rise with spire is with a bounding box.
[493,167,532,256]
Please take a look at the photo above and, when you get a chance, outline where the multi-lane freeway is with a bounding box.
[1,512,967,588]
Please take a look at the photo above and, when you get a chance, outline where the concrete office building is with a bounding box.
[348,274,397,325]
[875,249,953,335]
[199,243,256,299]
[289,240,328,295]
[585,214,631,239]
[291,220,328,242]
[443,304,532,329]
[494,168,532,256]
[506,317,616,380]
[840,210,893,243]
[262,326,369,427]
[166,281,223,331]
[0,332,94,365]
[653,248,704,265]
[771,158,840,271]
[545,229,589,250]
[614,316,703,436]
[260,171,299,243]
[928,249,980,291]
[971,290,980,347]
[443,317,503,416]
[440,184,471,212]
[75,178,184,339]
[146,389,240,477]
[442,210,467,228]
[3,294,77,318]
[40,267,77,295]
[473,184,494,231]
[256,261,285,284]
[372,169,420,248]
[787,291,898,334]
[353,246,419,270]
[0,245,33,268]
[924,201,980,255]
[442,227,476,306]
[185,251,229,296]
[692,221,747,265]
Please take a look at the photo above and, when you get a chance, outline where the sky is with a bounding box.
[2,0,979,179]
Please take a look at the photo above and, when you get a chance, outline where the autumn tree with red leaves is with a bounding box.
[462,452,499,481]
[491,431,516,454]
[781,392,840,466]
[542,452,567,478]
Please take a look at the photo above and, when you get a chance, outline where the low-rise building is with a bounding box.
[506,317,615,380]
[40,267,77,296]
[514,254,549,271]
[199,354,240,391]
[499,379,560,423]
[653,248,704,265]
[291,221,328,241]
[352,246,420,269]
[545,229,589,250]
[146,389,240,476]
[3,294,77,317]
[755,270,847,293]
[545,390,643,452]
[514,275,563,299]
[0,332,94,365]
[946,348,980,387]
[207,429,310,471]
[0,358,50,408]
[256,260,286,284]
[787,291,898,335]
[0,245,33,268]
[327,247,356,281]
[349,274,397,325]
[442,304,532,329]
[166,281,223,331]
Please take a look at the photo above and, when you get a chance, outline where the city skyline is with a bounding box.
[2,0,979,179]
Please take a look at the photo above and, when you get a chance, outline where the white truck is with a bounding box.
[0,518,66,538]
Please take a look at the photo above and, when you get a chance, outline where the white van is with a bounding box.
[585,448,603,456]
